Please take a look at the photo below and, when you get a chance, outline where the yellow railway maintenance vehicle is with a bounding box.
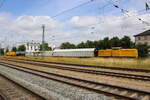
[98,47,138,58]
[6,52,16,56]
[98,49,112,57]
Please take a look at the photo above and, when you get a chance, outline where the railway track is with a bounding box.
[0,73,45,100]
[6,57,150,73]
[3,59,150,82]
[0,62,150,100]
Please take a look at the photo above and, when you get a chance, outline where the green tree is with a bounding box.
[18,45,26,51]
[93,41,99,48]
[98,37,110,49]
[85,40,95,48]
[97,40,103,49]
[5,48,9,55]
[0,48,4,55]
[6,48,9,53]
[61,42,76,49]
[11,47,17,52]
[77,42,86,48]
[61,35,135,50]
[109,37,121,47]
[40,43,52,51]
[135,43,150,57]
[120,36,134,48]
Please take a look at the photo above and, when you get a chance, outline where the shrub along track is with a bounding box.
[0,72,46,100]
[2,58,150,82]
[0,61,150,100]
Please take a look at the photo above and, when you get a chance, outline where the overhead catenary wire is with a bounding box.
[52,14,150,41]
[107,0,150,26]
[69,9,149,30]
[25,0,150,45]
[51,0,95,18]
[64,0,122,29]
[79,0,143,30]
[48,0,150,47]
[50,1,150,41]
[50,0,117,19]
[11,0,100,46]
[48,0,119,44]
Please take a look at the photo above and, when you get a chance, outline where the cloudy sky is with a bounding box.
[0,0,150,47]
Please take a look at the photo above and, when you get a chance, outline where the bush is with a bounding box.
[18,45,26,51]
[135,43,150,57]
[0,48,4,56]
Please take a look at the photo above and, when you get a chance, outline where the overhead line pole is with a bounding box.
[42,24,45,52]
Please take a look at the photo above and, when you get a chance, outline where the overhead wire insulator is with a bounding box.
[113,4,119,8]
[138,18,150,25]
[138,18,142,20]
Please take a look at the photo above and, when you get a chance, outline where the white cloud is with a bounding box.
[8,16,63,35]
[0,11,150,47]
[68,16,99,28]
[67,12,150,41]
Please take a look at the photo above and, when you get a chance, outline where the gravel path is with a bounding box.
[0,65,113,100]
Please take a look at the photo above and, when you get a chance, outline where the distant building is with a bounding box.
[134,29,150,56]
[134,29,150,45]
[25,41,40,52]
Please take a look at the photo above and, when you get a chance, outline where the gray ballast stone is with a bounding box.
[0,65,112,100]
[0,68,68,100]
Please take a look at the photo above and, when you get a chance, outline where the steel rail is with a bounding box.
[0,72,46,100]
[5,57,150,73]
[0,62,149,100]
[4,59,150,81]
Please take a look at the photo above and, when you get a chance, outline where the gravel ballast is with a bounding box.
[0,65,113,100]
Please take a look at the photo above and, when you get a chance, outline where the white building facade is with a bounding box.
[25,42,40,52]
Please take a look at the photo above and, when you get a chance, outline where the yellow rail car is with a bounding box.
[98,48,138,58]
[119,49,138,58]
[98,49,111,57]
[111,50,120,57]
[6,52,16,56]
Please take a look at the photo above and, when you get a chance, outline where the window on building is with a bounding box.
[138,37,141,40]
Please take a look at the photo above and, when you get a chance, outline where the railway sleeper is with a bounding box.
[0,62,150,100]
[5,59,150,81]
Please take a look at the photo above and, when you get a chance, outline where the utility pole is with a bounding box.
[42,24,45,51]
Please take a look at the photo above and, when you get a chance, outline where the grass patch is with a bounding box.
[2,56,150,69]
